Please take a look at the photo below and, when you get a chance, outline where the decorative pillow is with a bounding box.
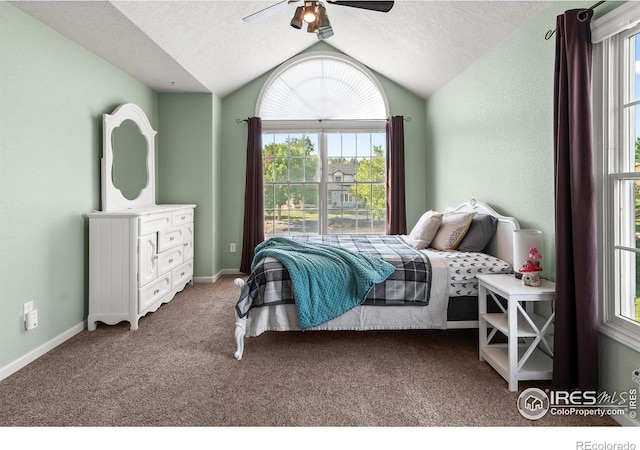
[430,211,476,251]
[407,210,443,249]
[457,214,498,253]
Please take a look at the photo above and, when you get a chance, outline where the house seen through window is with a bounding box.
[257,52,389,236]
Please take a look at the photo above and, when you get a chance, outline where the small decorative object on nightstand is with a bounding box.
[513,229,543,280]
[477,273,555,392]
[518,246,543,287]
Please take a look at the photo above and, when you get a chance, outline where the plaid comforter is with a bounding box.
[236,235,433,319]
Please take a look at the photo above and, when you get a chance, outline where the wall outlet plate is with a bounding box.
[23,301,33,320]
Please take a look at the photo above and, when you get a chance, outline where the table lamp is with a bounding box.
[513,229,543,279]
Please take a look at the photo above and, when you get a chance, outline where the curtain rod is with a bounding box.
[544,1,606,40]
[236,117,412,123]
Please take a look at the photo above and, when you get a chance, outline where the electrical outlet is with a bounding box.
[230,243,236,253]
[23,301,33,321]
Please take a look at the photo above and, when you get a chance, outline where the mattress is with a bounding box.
[423,249,512,296]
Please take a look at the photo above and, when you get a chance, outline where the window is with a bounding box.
[258,52,389,237]
[593,3,640,351]
[262,130,386,236]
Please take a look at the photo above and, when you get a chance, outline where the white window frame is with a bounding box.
[258,52,390,237]
[593,1,640,352]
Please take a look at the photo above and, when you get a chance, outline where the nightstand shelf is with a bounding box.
[480,311,551,338]
[477,274,555,392]
[481,345,553,383]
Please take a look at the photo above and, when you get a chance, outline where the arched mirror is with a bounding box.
[102,103,156,210]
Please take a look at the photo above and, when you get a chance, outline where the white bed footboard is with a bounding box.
[233,278,247,360]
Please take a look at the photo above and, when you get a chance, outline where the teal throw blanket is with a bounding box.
[252,237,395,329]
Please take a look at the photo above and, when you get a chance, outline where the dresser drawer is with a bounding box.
[172,261,193,288]
[157,246,183,275]
[139,275,171,312]
[140,213,172,235]
[158,227,184,251]
[172,208,194,227]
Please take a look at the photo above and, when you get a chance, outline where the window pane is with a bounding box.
[263,133,320,236]
[615,248,640,324]
[289,157,304,182]
[631,104,640,168]
[304,157,319,182]
[341,133,357,158]
[303,208,319,234]
[327,134,342,160]
[633,33,640,103]
[263,131,385,236]
[614,179,640,250]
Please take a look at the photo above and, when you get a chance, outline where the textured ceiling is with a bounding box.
[11,0,553,99]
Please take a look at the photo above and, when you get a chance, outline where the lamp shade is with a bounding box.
[513,229,543,276]
[290,6,304,29]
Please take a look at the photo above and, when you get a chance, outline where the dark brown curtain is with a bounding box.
[240,117,264,274]
[553,9,598,391]
[386,116,407,235]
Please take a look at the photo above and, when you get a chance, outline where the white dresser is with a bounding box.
[88,103,196,331]
[88,204,195,330]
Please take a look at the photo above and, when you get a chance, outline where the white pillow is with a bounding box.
[431,211,476,251]
[408,211,443,249]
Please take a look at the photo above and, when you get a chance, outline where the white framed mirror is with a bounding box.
[102,103,156,211]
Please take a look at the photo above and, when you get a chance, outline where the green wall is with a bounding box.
[157,93,221,279]
[0,2,157,370]
[425,0,639,420]
[218,42,428,270]
[4,0,639,417]
[425,4,567,278]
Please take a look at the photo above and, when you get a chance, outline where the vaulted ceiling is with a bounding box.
[11,1,553,99]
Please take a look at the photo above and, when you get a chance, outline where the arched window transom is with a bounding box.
[257,52,388,120]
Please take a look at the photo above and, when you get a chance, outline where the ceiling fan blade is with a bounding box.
[242,0,293,23]
[326,1,394,13]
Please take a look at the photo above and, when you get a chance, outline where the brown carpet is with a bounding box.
[0,275,618,427]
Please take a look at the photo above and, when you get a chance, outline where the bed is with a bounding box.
[233,199,520,360]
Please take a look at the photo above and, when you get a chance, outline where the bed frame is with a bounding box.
[233,199,520,360]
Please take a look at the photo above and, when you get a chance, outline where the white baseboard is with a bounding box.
[0,321,85,382]
[194,269,243,284]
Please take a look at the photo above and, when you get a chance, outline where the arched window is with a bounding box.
[257,52,388,120]
[257,52,389,236]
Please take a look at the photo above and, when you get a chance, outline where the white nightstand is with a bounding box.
[477,273,555,392]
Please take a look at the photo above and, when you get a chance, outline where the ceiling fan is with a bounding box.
[242,1,395,40]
